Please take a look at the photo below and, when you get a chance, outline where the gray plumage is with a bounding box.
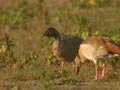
[43,27,84,62]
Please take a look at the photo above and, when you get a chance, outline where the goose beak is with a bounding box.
[41,33,45,37]
[41,34,43,37]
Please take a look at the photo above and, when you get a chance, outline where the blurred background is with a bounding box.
[0,0,120,90]
[0,0,120,55]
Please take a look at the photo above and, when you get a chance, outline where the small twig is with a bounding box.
[87,25,92,37]
[4,33,16,65]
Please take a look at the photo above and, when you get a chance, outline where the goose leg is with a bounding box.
[74,56,81,75]
[73,62,80,75]
[95,64,99,80]
[75,66,80,75]
[61,60,65,73]
[101,63,106,79]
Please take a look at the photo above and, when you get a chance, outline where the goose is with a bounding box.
[74,37,120,80]
[42,27,84,73]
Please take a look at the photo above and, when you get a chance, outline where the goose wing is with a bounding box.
[101,37,120,54]
[60,35,83,61]
[105,42,120,54]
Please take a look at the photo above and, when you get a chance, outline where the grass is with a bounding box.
[0,0,120,90]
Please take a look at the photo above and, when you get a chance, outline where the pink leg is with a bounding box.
[61,60,65,73]
[95,64,99,80]
[73,60,80,75]
[75,66,80,75]
[101,63,106,78]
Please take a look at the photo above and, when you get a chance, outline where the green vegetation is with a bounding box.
[0,0,120,90]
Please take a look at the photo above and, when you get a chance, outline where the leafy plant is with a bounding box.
[0,34,39,71]
[0,34,16,69]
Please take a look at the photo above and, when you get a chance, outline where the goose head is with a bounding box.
[43,27,60,39]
